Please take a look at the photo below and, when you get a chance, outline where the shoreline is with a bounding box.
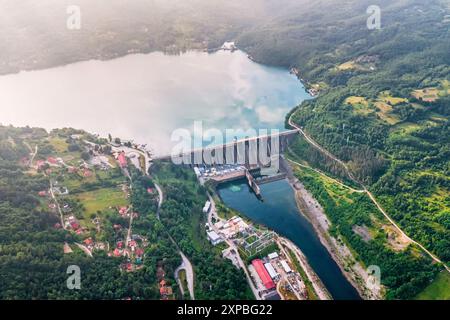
[289,177,383,300]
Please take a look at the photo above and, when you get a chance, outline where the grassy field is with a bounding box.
[48,137,69,153]
[416,271,450,300]
[77,187,128,217]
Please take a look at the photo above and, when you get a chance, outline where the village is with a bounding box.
[25,132,177,299]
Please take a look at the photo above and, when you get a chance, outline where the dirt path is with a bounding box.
[288,113,449,273]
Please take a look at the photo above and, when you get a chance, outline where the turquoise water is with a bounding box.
[218,179,361,300]
[0,50,309,155]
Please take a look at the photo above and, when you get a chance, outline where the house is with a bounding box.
[83,238,93,246]
[36,160,46,169]
[147,188,154,194]
[128,240,137,248]
[47,157,58,165]
[83,169,93,177]
[118,206,128,216]
[38,191,47,197]
[117,152,127,168]
[113,248,121,257]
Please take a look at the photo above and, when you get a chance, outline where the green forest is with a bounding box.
[245,0,450,299]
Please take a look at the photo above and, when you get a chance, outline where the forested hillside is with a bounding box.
[237,0,449,298]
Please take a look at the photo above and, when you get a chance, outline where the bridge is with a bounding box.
[154,129,299,167]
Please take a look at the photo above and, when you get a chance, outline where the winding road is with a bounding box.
[153,180,195,300]
[288,113,450,273]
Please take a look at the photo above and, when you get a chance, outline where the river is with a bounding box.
[218,179,361,300]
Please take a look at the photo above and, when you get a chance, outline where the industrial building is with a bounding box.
[207,230,223,246]
[251,259,275,290]
[264,262,279,279]
[280,260,292,273]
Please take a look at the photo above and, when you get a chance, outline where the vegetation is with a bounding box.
[290,160,440,300]
[415,271,450,300]
[153,161,253,300]
[0,126,180,299]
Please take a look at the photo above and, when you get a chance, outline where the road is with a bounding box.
[49,180,65,229]
[207,194,262,300]
[154,180,195,300]
[288,113,450,272]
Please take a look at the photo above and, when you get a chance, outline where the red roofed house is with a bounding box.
[119,206,128,216]
[38,191,47,197]
[36,160,46,169]
[136,248,144,257]
[113,248,121,257]
[118,152,127,168]
[251,259,275,290]
[84,238,93,246]
[47,157,57,164]
[70,221,80,230]
[83,169,93,177]
[147,188,154,194]
[128,240,137,248]
[68,167,78,174]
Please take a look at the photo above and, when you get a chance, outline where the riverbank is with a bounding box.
[212,189,330,300]
[289,177,382,300]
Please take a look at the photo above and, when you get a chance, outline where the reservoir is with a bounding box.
[0,50,308,155]
[218,179,361,300]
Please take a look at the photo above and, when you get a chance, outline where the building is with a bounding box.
[207,230,223,246]
[252,259,275,290]
[264,262,279,279]
[203,201,211,213]
[268,252,279,260]
[117,152,127,168]
[280,260,292,273]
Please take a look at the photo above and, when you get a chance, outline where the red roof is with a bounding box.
[118,152,127,167]
[113,249,121,257]
[70,222,80,229]
[136,248,144,256]
[128,240,137,247]
[47,157,57,164]
[252,259,275,290]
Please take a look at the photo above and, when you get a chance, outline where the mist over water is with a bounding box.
[0,50,308,155]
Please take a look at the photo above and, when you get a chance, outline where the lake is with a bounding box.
[218,179,361,300]
[0,50,309,155]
